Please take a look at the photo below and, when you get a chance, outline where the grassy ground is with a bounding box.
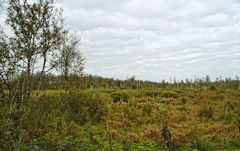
[6,88,240,150]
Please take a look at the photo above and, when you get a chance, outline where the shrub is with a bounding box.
[198,106,214,120]
[180,97,188,104]
[26,94,62,130]
[227,139,240,149]
[142,103,153,116]
[193,138,214,151]
[144,90,162,97]
[122,104,132,120]
[161,90,178,98]
[208,84,216,91]
[0,105,19,150]
[111,91,129,103]
[62,90,108,125]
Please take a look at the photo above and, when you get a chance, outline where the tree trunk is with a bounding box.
[26,58,32,99]
[0,80,4,102]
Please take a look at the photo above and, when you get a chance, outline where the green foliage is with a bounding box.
[143,89,179,98]
[180,97,189,104]
[198,106,214,120]
[227,139,240,149]
[78,142,99,151]
[161,90,179,98]
[1,88,240,150]
[0,105,17,150]
[193,138,214,151]
[111,91,129,102]
[61,90,108,125]
[144,90,162,97]
[142,103,153,116]
[15,90,109,150]
[130,140,164,151]
[0,100,27,150]
[208,84,217,91]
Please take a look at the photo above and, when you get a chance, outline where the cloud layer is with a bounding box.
[57,0,240,81]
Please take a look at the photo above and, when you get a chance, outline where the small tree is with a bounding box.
[6,0,64,99]
[55,32,85,81]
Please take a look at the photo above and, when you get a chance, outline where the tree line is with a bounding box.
[21,74,240,90]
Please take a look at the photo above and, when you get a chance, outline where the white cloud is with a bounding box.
[57,0,240,81]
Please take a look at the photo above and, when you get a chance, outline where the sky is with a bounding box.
[7,0,240,82]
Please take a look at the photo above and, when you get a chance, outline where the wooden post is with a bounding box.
[224,102,230,122]
[105,123,113,151]
[162,125,174,151]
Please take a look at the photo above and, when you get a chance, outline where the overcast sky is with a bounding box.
[57,0,240,81]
